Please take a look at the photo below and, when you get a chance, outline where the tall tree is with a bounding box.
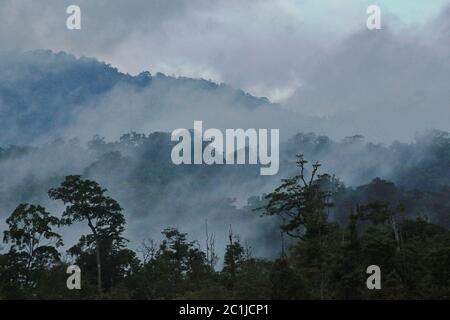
[261,154,333,239]
[261,155,336,299]
[3,204,62,290]
[222,228,245,292]
[48,175,126,293]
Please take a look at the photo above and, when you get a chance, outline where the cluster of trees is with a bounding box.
[1,156,450,300]
[283,129,450,192]
[3,129,450,261]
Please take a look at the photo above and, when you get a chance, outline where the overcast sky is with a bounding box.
[0,0,448,100]
[1,0,450,142]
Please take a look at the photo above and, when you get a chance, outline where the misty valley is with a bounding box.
[1,51,450,300]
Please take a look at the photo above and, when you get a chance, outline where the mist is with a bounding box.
[2,2,450,262]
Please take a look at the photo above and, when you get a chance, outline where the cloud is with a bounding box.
[55,73,309,143]
[284,10,450,142]
[0,0,363,101]
[2,0,450,143]
[4,0,450,261]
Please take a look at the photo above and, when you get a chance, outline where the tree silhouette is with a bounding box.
[48,175,126,293]
[261,154,333,239]
[3,204,62,289]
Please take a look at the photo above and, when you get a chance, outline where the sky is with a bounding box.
[0,0,448,100]
[1,0,450,142]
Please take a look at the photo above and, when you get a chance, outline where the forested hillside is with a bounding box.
[2,51,450,299]
[2,153,450,299]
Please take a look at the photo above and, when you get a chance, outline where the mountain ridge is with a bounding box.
[0,50,276,145]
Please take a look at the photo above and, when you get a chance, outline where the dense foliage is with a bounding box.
[1,154,450,300]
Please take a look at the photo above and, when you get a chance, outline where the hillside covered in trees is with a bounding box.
[2,51,450,299]
[2,153,450,299]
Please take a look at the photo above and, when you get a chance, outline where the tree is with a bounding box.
[358,201,405,254]
[141,228,211,299]
[261,154,333,239]
[222,228,245,292]
[331,211,365,299]
[2,204,62,290]
[48,175,126,293]
[119,132,146,146]
[261,155,337,299]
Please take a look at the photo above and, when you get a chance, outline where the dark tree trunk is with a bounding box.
[95,238,102,294]
[88,219,102,294]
